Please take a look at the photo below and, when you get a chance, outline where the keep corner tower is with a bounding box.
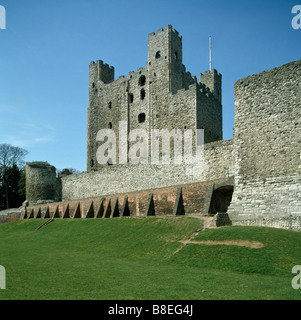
[87,25,222,172]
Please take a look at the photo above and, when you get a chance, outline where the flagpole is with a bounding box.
[209,35,212,72]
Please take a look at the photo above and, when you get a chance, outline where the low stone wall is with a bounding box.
[24,179,232,220]
[229,175,301,230]
[62,139,233,202]
[0,207,25,224]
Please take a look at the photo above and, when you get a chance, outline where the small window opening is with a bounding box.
[92,82,95,88]
[174,51,178,59]
[129,93,134,103]
[90,159,94,168]
[108,122,112,129]
[140,89,145,100]
[138,113,146,123]
[155,51,161,59]
[139,75,146,86]
[108,102,112,109]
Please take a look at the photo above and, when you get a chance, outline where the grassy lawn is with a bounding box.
[0,217,301,300]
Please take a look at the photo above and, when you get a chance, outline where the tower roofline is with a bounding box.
[148,24,181,38]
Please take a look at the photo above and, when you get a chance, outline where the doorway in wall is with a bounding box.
[209,185,234,214]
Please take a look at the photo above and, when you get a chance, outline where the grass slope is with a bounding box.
[0,217,301,300]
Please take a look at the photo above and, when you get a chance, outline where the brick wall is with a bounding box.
[24,179,229,220]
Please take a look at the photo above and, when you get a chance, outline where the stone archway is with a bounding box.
[209,185,234,215]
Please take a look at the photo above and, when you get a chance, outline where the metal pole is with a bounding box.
[209,35,212,72]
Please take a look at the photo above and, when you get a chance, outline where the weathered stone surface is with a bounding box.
[20,25,301,231]
[87,25,223,172]
[228,60,301,230]
[215,212,232,227]
[0,207,25,223]
[25,162,61,206]
[62,139,233,201]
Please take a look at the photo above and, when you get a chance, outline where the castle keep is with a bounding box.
[87,25,222,171]
[2,25,300,231]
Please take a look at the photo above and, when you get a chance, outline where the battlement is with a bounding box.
[200,69,221,77]
[87,25,223,171]
[148,24,181,38]
[89,60,115,85]
[147,24,184,94]
[199,69,222,103]
[89,60,114,70]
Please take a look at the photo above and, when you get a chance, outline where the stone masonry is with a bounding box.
[17,25,301,231]
[228,60,301,230]
[87,25,222,171]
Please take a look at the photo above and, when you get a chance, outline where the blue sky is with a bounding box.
[0,0,300,172]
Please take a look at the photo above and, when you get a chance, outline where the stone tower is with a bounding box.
[87,25,223,172]
[25,162,61,205]
[147,24,184,94]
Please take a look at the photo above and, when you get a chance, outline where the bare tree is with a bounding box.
[0,144,28,209]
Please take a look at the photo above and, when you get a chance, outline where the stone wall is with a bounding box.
[229,175,301,229]
[23,30,301,231]
[228,60,301,230]
[25,178,227,220]
[196,81,223,143]
[86,25,223,172]
[25,162,61,206]
[0,207,25,223]
[62,139,233,201]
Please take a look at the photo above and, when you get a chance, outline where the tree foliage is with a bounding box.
[0,144,28,210]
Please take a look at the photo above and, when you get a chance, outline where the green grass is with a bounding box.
[0,217,301,300]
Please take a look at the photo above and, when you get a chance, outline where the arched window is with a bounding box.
[155,51,161,59]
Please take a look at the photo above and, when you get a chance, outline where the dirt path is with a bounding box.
[179,239,264,248]
[168,216,264,257]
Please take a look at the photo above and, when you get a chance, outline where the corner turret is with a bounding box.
[199,69,222,103]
